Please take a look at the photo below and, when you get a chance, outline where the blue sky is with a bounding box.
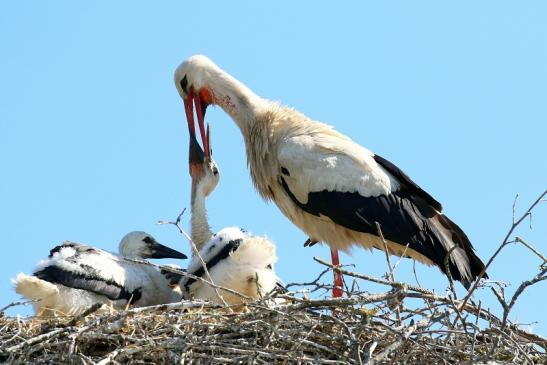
[1,2,546,334]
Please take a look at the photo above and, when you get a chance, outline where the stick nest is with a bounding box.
[1,285,545,365]
[2,192,545,364]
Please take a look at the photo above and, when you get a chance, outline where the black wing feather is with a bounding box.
[373,154,443,212]
[160,268,186,286]
[183,238,243,290]
[34,265,141,303]
[279,175,486,287]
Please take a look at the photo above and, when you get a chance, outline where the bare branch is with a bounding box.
[460,190,546,311]
[443,246,458,299]
[314,256,433,295]
[501,266,547,331]
[514,236,547,263]
[0,300,39,313]
[158,209,232,309]
[375,221,395,282]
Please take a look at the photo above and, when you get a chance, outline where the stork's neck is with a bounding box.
[209,70,266,133]
[190,181,213,252]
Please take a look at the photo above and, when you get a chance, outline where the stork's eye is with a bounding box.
[212,167,219,175]
[266,264,272,270]
[281,167,290,176]
[180,75,188,94]
[142,236,154,244]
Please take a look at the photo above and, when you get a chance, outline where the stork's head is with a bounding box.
[174,55,222,155]
[119,231,187,260]
[188,117,220,197]
[174,55,220,102]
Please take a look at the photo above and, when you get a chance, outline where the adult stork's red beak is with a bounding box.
[186,88,212,178]
[183,86,213,160]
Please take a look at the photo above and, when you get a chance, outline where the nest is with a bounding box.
[1,273,545,364]
[2,193,545,364]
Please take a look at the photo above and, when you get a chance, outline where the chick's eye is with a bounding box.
[142,236,154,244]
[213,167,219,175]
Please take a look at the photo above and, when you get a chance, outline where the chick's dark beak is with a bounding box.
[147,240,187,260]
[189,125,206,165]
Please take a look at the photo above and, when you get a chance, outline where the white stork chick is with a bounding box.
[179,121,279,305]
[14,231,187,316]
[182,227,279,306]
[188,121,219,251]
[174,55,488,291]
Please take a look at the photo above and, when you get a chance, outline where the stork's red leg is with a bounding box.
[330,248,343,298]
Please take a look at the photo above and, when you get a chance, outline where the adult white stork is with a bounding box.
[173,55,487,294]
[174,121,279,305]
[14,231,187,316]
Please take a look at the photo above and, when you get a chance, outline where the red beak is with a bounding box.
[185,87,212,178]
[184,87,210,160]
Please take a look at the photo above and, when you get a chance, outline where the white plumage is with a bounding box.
[179,121,279,305]
[173,55,487,290]
[14,231,187,316]
[182,227,278,305]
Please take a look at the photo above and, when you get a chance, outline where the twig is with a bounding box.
[514,236,547,263]
[122,257,252,302]
[412,259,422,288]
[362,341,377,364]
[470,300,481,361]
[391,243,410,274]
[375,222,395,282]
[66,303,103,327]
[96,348,124,365]
[0,299,39,313]
[443,246,458,299]
[369,320,419,364]
[501,267,547,331]
[314,257,433,295]
[5,327,70,352]
[158,209,232,309]
[285,267,332,289]
[460,190,546,311]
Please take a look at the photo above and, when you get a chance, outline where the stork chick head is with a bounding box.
[188,119,219,197]
[118,231,187,260]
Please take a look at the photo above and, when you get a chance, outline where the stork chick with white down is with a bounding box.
[174,55,488,294]
[14,231,187,316]
[177,119,279,306]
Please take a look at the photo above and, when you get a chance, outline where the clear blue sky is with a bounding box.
[1,2,546,334]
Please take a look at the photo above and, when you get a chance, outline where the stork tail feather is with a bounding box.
[431,214,487,288]
[14,273,59,301]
